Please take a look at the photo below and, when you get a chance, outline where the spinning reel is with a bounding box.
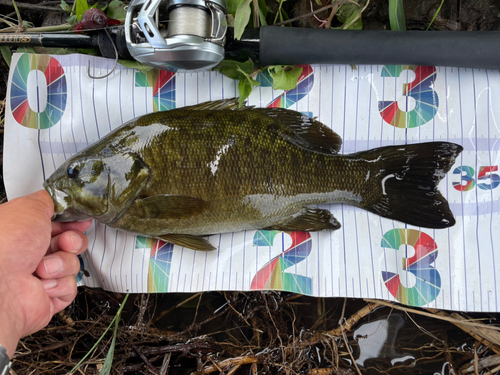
[125,0,228,71]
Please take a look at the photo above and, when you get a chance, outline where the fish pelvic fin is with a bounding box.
[158,234,216,251]
[358,142,463,228]
[265,208,341,232]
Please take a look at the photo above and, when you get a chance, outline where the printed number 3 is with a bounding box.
[378,65,439,129]
[381,229,441,307]
[453,165,500,191]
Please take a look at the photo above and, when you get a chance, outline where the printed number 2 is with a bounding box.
[378,65,439,129]
[453,165,500,191]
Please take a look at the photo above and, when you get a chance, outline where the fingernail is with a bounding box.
[43,256,64,275]
[70,233,83,252]
[42,279,57,290]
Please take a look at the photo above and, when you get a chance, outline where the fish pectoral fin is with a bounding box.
[158,234,216,251]
[265,109,342,155]
[131,195,209,220]
[265,208,341,232]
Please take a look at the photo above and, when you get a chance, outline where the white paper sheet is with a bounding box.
[5,53,500,312]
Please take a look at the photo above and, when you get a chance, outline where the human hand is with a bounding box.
[0,190,92,358]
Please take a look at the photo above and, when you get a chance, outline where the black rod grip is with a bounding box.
[259,26,500,70]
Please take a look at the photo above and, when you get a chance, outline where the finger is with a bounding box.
[41,275,78,313]
[49,230,88,255]
[51,220,93,236]
[35,252,81,280]
[25,190,55,220]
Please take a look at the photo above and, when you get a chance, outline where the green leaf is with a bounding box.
[70,294,129,374]
[60,0,71,11]
[107,0,127,20]
[66,14,78,25]
[215,59,254,80]
[100,312,119,375]
[336,1,362,30]
[226,0,241,14]
[1,46,11,67]
[388,0,405,31]
[237,66,260,107]
[15,46,37,54]
[118,59,154,75]
[268,65,302,91]
[76,0,90,20]
[234,0,253,40]
[258,0,268,24]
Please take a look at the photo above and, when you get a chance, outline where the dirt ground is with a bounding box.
[2,0,500,374]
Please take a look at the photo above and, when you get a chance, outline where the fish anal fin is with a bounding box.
[266,208,341,232]
[131,195,209,220]
[158,234,216,251]
[263,108,342,154]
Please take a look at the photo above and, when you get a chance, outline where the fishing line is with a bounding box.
[167,6,210,38]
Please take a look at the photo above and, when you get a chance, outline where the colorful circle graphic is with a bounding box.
[10,54,67,129]
[134,69,175,112]
[378,65,438,129]
[381,229,441,307]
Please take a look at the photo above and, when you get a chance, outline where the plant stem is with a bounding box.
[426,0,445,31]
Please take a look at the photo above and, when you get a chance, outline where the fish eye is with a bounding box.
[66,164,80,179]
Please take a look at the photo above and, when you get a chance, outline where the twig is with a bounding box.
[0,0,70,12]
[327,302,380,337]
[193,356,259,375]
[365,299,500,331]
[133,345,160,375]
[339,299,362,375]
[274,0,356,26]
[152,292,202,323]
[159,353,171,375]
[11,0,24,32]
[14,341,73,358]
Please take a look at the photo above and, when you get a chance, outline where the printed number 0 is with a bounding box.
[381,229,441,307]
[378,65,439,128]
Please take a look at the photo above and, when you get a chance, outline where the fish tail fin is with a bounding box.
[359,142,463,228]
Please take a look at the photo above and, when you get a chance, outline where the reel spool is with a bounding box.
[125,0,227,71]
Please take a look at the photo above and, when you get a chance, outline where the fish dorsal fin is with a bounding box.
[183,98,252,111]
[131,195,209,220]
[262,108,342,154]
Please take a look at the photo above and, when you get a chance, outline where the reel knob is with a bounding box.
[125,0,227,71]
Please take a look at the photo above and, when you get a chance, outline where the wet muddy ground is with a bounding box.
[2,0,500,374]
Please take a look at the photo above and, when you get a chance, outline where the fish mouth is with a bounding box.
[43,181,88,222]
[43,181,68,215]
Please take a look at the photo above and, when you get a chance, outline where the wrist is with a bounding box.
[0,281,23,358]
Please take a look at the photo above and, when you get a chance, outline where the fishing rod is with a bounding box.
[1,0,500,71]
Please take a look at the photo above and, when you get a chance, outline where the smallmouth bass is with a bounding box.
[43,99,463,250]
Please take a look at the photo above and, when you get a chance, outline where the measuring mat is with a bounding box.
[4,53,500,312]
